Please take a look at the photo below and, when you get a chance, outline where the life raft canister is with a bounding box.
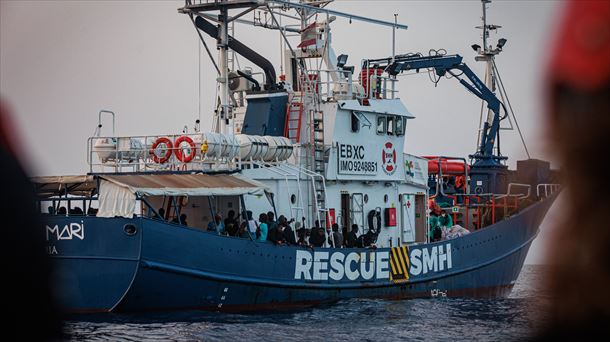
[149,137,173,164]
[174,135,196,163]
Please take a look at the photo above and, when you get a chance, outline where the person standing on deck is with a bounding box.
[246,210,258,239]
[438,209,453,239]
[207,214,224,234]
[266,211,278,242]
[439,210,453,227]
[257,213,268,242]
[332,223,343,248]
[345,224,358,248]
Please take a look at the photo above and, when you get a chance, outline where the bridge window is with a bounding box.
[351,111,360,133]
[395,116,405,136]
[387,116,394,135]
[376,115,387,135]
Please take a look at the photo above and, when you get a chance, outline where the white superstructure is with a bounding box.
[86,0,430,248]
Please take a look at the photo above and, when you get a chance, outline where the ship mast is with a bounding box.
[473,0,503,157]
[218,6,231,135]
[472,0,530,160]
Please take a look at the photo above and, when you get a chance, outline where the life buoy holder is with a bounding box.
[149,137,173,164]
[174,136,196,163]
[367,209,382,234]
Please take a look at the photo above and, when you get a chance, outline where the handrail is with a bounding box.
[500,183,531,200]
[536,183,561,198]
[87,133,242,173]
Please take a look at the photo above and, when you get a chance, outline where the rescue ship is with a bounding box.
[35,0,559,313]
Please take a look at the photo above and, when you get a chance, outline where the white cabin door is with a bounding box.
[350,193,364,232]
[400,193,416,243]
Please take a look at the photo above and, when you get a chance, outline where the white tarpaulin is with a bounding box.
[99,173,269,197]
[96,173,270,218]
[97,179,136,218]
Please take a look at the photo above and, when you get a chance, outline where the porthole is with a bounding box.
[364,194,369,203]
[291,194,297,204]
[123,224,137,236]
[384,194,389,203]
[398,194,403,202]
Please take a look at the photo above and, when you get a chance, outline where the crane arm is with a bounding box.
[368,54,504,164]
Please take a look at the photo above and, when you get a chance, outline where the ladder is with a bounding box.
[312,109,325,175]
[284,92,304,143]
[310,108,327,229]
[294,68,328,238]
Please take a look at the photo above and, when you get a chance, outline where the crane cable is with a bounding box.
[492,58,531,159]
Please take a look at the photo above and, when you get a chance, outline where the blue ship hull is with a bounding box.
[44,195,556,313]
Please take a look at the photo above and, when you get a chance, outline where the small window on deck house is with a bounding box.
[387,116,394,135]
[395,116,405,136]
[351,111,360,132]
[376,115,387,135]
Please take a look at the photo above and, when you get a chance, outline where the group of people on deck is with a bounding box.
[153,206,379,248]
[428,201,470,241]
[195,209,377,248]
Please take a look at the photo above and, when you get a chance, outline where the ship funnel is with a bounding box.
[195,16,278,91]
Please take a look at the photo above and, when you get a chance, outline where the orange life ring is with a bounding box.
[149,137,173,164]
[174,136,196,163]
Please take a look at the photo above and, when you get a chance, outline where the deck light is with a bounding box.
[337,54,348,68]
[497,38,507,49]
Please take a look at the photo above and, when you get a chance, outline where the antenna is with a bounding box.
[473,0,505,58]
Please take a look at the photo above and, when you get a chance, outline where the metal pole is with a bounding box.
[392,14,397,63]
[218,8,230,135]
[239,195,254,241]
[391,14,397,99]
[482,0,488,51]
[269,0,408,30]
[207,196,218,231]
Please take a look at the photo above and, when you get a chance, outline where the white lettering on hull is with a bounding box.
[294,244,453,281]
[45,221,85,241]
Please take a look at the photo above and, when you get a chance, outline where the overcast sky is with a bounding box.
[0,0,564,263]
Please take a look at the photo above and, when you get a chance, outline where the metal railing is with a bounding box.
[294,67,400,102]
[537,183,561,199]
[367,73,399,100]
[87,133,239,173]
[87,134,309,174]
[433,182,532,231]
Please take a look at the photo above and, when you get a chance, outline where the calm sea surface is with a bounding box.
[65,265,550,341]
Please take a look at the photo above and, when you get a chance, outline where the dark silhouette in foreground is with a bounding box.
[0,100,64,339]
[536,0,610,339]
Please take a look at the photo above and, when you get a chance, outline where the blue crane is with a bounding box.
[364,53,511,194]
[367,53,508,168]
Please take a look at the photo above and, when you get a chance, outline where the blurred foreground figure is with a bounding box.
[0,100,64,339]
[540,0,610,338]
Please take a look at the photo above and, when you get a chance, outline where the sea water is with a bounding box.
[65,265,550,341]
